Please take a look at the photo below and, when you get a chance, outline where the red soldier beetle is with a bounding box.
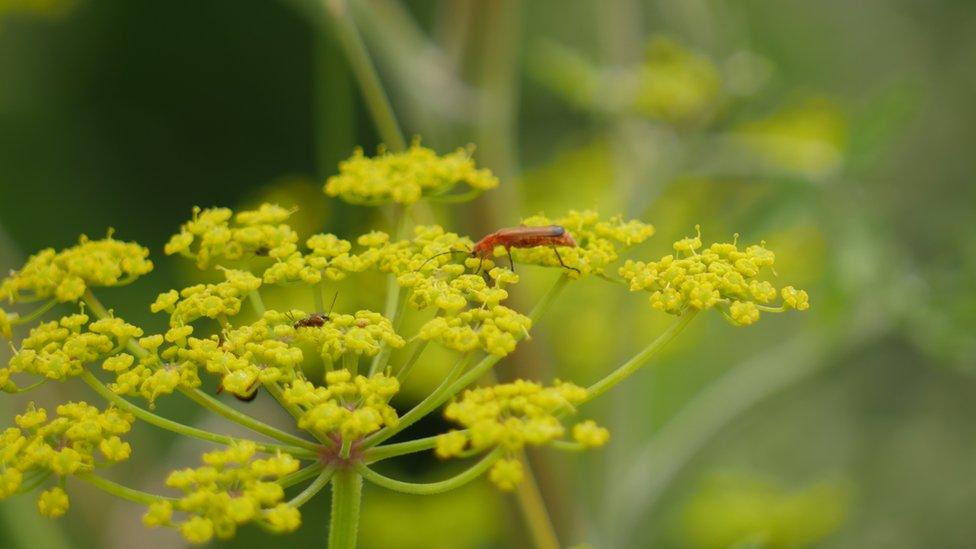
[419,225,581,274]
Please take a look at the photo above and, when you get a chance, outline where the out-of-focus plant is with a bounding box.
[0,141,810,547]
[679,471,851,549]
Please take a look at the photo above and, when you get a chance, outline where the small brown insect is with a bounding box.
[292,291,339,329]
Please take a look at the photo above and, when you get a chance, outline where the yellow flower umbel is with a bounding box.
[619,227,810,325]
[151,268,262,327]
[100,332,206,407]
[5,314,143,383]
[164,204,300,269]
[146,442,302,544]
[513,210,655,278]
[0,232,152,303]
[0,401,134,512]
[436,380,608,490]
[283,370,400,443]
[324,140,499,205]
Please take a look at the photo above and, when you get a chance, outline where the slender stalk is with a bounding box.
[357,448,501,495]
[513,454,560,549]
[77,473,175,505]
[80,372,317,458]
[322,0,406,151]
[10,299,57,325]
[328,469,363,549]
[364,274,571,448]
[279,463,326,489]
[180,386,320,451]
[288,467,336,508]
[363,431,459,463]
[395,339,429,382]
[249,290,267,316]
[584,310,698,402]
[370,205,411,376]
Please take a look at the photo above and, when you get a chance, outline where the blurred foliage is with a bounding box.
[1,0,975,548]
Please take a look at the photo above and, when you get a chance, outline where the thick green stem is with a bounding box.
[584,310,698,402]
[80,372,317,458]
[357,448,501,494]
[322,0,406,151]
[76,474,175,505]
[328,470,363,549]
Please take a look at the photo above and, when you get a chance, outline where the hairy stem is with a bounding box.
[328,469,363,549]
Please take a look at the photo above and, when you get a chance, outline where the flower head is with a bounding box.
[282,371,400,441]
[8,314,142,382]
[164,205,299,269]
[512,210,655,278]
[436,380,605,490]
[0,232,152,303]
[152,268,261,327]
[325,140,499,205]
[147,442,302,543]
[632,37,721,122]
[0,401,134,508]
[619,227,810,325]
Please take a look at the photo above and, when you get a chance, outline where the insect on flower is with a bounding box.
[421,225,581,274]
[292,290,339,329]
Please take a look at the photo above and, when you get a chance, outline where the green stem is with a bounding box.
[364,273,571,448]
[395,339,429,382]
[513,453,561,549]
[322,0,406,151]
[584,310,698,402]
[357,448,501,495]
[80,371,317,458]
[370,205,411,376]
[288,467,336,508]
[180,386,320,451]
[279,463,326,489]
[363,353,468,447]
[363,431,459,463]
[328,469,363,549]
[249,290,267,316]
[10,299,57,325]
[76,473,175,505]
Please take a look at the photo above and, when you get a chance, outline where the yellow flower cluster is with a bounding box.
[324,141,499,205]
[632,37,721,122]
[419,304,531,357]
[282,370,400,441]
[101,333,205,407]
[513,210,655,278]
[188,312,305,398]
[164,205,299,269]
[0,233,152,303]
[151,268,262,327]
[436,380,608,490]
[144,442,301,544]
[4,314,142,383]
[619,228,810,325]
[0,306,13,339]
[288,309,406,365]
[0,402,134,511]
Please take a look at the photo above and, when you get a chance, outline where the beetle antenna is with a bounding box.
[326,290,339,315]
[416,248,468,272]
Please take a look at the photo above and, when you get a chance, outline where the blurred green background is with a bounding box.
[1,0,974,548]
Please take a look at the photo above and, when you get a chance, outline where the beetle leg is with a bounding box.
[551,245,581,274]
[506,247,515,273]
